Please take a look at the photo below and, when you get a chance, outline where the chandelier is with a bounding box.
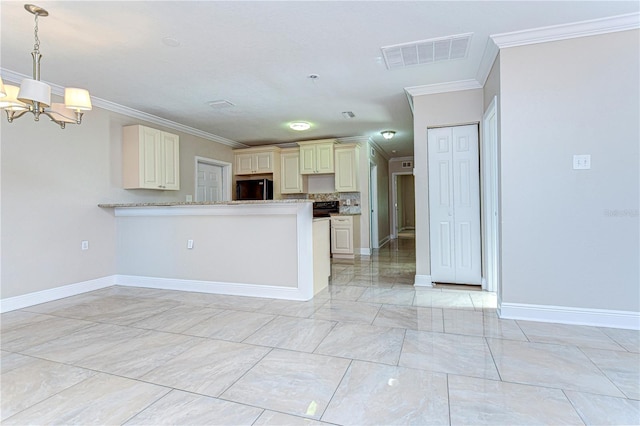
[0,4,92,129]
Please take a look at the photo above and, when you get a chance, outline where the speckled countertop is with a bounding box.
[98,200,312,208]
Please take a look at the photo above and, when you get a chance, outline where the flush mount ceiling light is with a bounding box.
[0,4,92,129]
[289,121,311,131]
[381,130,396,140]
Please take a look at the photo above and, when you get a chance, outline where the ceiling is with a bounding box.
[1,1,638,158]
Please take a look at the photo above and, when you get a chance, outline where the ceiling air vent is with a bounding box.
[207,100,235,109]
[381,33,472,70]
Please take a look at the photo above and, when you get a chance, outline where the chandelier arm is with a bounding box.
[39,109,67,128]
[5,109,30,123]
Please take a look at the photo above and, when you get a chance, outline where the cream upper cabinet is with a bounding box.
[123,125,180,190]
[334,144,360,192]
[234,147,278,175]
[280,148,307,194]
[298,140,335,174]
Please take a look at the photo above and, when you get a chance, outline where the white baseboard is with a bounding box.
[414,275,433,287]
[499,303,640,330]
[358,248,372,256]
[0,276,115,313]
[115,275,312,301]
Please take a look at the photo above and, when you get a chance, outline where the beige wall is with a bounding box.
[499,30,639,311]
[412,89,484,280]
[1,105,235,299]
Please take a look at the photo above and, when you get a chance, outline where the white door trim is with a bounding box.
[194,156,232,202]
[370,163,379,249]
[481,96,500,293]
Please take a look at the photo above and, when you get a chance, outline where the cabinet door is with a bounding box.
[235,153,255,175]
[299,145,316,174]
[315,143,334,173]
[162,132,180,190]
[141,127,162,189]
[255,151,274,173]
[281,151,303,193]
[330,217,353,255]
[335,147,358,192]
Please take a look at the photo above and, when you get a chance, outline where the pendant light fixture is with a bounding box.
[381,130,396,140]
[0,4,92,129]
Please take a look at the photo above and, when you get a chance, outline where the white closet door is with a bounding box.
[428,124,481,285]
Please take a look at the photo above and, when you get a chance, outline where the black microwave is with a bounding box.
[236,179,273,200]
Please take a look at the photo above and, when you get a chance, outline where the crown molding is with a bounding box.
[405,79,482,98]
[475,38,500,87]
[337,135,370,145]
[491,12,640,49]
[1,68,247,149]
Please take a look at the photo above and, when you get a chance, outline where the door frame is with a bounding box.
[369,163,379,249]
[194,156,232,202]
[481,96,500,293]
[391,171,414,239]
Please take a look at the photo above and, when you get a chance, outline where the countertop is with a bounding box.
[98,200,312,208]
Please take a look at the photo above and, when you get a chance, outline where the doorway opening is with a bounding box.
[393,173,415,239]
[194,157,232,202]
[482,96,500,294]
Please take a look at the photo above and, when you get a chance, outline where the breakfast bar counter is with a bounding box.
[99,200,328,301]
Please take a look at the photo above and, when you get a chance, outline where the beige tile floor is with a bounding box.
[1,238,639,425]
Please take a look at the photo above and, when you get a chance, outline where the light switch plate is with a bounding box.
[573,154,591,170]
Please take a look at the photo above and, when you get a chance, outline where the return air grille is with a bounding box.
[381,33,472,70]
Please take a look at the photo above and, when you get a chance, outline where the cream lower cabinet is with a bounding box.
[331,215,354,259]
[123,125,180,190]
[280,148,307,194]
[334,144,359,192]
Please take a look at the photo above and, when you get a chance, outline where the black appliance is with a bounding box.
[236,179,273,200]
[313,201,340,217]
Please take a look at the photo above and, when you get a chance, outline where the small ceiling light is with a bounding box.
[289,121,311,131]
[161,37,180,47]
[381,130,396,140]
[1,4,92,128]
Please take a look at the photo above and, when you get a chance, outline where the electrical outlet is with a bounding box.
[573,154,591,170]
[81,240,89,250]
[187,239,194,249]
[186,195,193,202]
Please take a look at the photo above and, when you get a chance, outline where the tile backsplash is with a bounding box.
[282,192,361,214]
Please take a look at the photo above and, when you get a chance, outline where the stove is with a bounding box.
[313,201,339,217]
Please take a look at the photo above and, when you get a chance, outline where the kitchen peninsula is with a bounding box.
[98,200,329,301]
